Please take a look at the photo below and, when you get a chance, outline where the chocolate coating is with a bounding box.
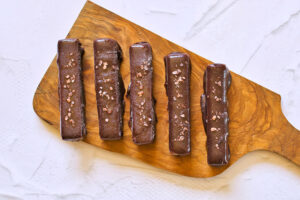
[128,42,156,144]
[94,38,125,140]
[57,39,86,141]
[164,52,191,155]
[201,63,231,166]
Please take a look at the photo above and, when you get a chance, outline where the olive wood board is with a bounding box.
[33,0,300,177]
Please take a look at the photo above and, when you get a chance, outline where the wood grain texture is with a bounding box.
[33,1,300,177]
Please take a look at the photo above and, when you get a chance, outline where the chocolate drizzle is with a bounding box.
[164,52,191,155]
[57,39,86,141]
[127,42,156,145]
[94,38,125,140]
[201,63,231,166]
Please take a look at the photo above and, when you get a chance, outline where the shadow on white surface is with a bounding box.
[37,116,300,193]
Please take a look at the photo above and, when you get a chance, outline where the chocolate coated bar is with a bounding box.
[57,39,86,141]
[201,63,231,166]
[94,38,125,140]
[164,52,191,155]
[128,42,156,144]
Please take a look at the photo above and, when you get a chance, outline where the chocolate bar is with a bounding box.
[128,42,156,144]
[57,39,86,141]
[94,38,125,140]
[201,63,231,166]
[164,52,191,155]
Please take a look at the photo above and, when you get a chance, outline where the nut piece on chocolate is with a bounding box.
[127,42,156,145]
[94,38,125,140]
[201,63,231,166]
[57,38,86,141]
[164,52,191,155]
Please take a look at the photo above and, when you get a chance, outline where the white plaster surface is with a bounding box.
[0,0,299,199]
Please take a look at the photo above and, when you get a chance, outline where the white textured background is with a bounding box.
[0,0,299,199]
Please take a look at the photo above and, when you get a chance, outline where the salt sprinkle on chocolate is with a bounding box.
[172,69,181,75]
[178,135,184,141]
[138,91,144,97]
[214,96,222,102]
[211,127,217,131]
[103,62,108,69]
[215,81,222,86]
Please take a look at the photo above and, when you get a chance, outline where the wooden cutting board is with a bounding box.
[33,0,300,177]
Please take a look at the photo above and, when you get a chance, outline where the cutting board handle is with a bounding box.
[271,107,300,165]
[254,93,300,165]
